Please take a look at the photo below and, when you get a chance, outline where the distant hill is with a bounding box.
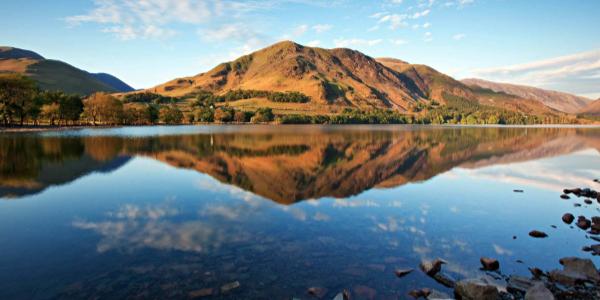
[91,73,134,92]
[0,46,133,95]
[145,41,565,117]
[580,99,600,116]
[461,78,591,113]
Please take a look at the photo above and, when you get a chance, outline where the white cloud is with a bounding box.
[471,49,600,96]
[390,39,408,45]
[412,9,431,19]
[424,31,433,42]
[453,33,466,40]
[376,13,409,29]
[334,38,383,48]
[312,24,332,33]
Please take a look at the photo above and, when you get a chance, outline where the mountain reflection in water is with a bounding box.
[2,126,599,203]
[1,126,600,299]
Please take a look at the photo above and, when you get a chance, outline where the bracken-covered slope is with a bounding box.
[377,58,559,115]
[149,41,426,111]
[0,46,133,95]
[461,78,591,113]
[147,41,565,116]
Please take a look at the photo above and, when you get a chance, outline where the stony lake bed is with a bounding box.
[1,125,600,299]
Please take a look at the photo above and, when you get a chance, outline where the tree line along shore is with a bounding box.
[1,73,594,128]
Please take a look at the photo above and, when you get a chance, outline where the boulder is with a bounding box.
[559,257,600,282]
[409,288,431,299]
[560,194,571,200]
[576,216,591,230]
[562,213,575,224]
[585,199,593,204]
[454,279,499,300]
[524,282,554,300]
[480,257,500,271]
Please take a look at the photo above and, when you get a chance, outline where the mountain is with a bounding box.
[0,46,133,95]
[91,73,134,92]
[580,99,600,116]
[146,41,564,117]
[149,41,426,112]
[461,78,591,113]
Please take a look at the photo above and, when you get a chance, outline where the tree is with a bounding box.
[214,106,234,122]
[159,105,183,124]
[82,93,123,125]
[40,103,60,126]
[123,103,153,125]
[59,95,83,125]
[251,107,274,123]
[194,107,214,122]
[0,74,36,125]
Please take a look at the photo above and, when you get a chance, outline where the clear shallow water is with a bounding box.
[1,125,599,299]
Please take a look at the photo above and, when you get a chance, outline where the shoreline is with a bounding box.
[3,123,600,133]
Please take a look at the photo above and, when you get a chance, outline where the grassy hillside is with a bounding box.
[0,46,132,95]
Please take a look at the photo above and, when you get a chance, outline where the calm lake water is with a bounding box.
[1,125,599,299]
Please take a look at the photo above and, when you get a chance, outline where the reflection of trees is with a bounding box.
[1,127,599,201]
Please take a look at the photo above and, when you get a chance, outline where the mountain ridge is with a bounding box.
[461,78,591,113]
[0,46,134,95]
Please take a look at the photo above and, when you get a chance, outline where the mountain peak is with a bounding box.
[0,46,45,60]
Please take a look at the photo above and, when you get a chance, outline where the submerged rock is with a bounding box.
[524,282,554,300]
[188,288,214,298]
[426,289,452,300]
[353,285,376,299]
[529,230,548,238]
[454,279,499,300]
[562,213,575,224]
[408,288,431,299]
[560,194,571,200]
[514,190,524,193]
[480,257,500,271]
[433,272,456,288]
[585,199,593,204]
[394,268,414,278]
[420,259,446,276]
[507,275,534,294]
[332,290,350,300]
[307,287,328,299]
[220,281,240,293]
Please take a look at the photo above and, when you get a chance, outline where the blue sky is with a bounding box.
[1,0,599,98]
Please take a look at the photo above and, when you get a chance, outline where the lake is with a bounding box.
[1,125,599,299]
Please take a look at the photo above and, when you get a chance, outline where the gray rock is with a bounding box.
[507,275,534,294]
[524,282,554,300]
[548,269,587,286]
[454,279,499,300]
[560,257,600,282]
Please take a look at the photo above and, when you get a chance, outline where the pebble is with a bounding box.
[394,268,414,278]
[220,281,240,293]
[529,230,548,238]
